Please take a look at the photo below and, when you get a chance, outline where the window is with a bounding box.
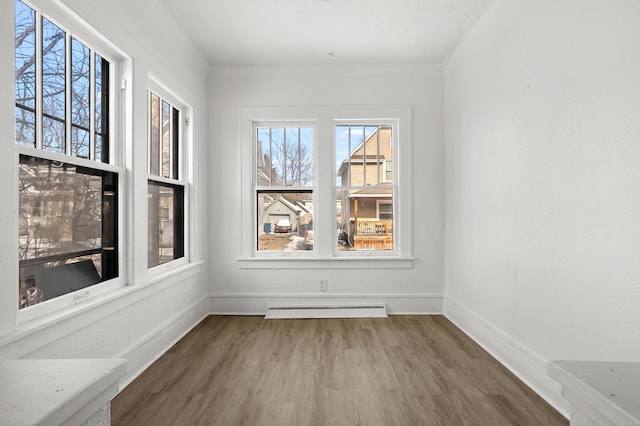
[15,0,120,309]
[336,124,395,251]
[241,107,411,263]
[147,90,185,268]
[254,124,314,252]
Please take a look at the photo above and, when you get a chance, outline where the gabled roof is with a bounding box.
[295,201,311,214]
[265,196,305,215]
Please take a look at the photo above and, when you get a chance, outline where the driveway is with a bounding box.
[258,232,305,251]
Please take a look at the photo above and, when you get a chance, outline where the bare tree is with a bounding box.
[269,131,313,187]
[15,3,94,156]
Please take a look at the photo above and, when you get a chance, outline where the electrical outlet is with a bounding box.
[319,279,327,292]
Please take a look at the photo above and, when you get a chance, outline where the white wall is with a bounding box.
[0,0,210,385]
[208,65,444,314]
[444,0,640,415]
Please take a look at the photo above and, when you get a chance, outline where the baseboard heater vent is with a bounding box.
[265,304,387,319]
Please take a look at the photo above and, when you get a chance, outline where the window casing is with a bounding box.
[147,89,187,269]
[241,107,412,265]
[15,0,124,313]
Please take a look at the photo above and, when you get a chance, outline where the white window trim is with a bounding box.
[145,77,192,276]
[15,0,131,324]
[239,106,413,268]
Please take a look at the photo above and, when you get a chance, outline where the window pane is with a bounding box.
[15,0,36,109]
[71,38,90,158]
[148,181,184,267]
[257,191,313,252]
[172,107,179,179]
[256,126,313,187]
[336,189,394,251]
[20,156,102,258]
[42,116,65,153]
[149,93,160,175]
[71,38,90,128]
[16,106,36,146]
[19,253,102,309]
[95,134,103,161]
[18,155,118,308]
[162,100,171,178]
[71,127,90,158]
[15,0,36,147]
[42,17,66,123]
[384,159,393,182]
[94,54,109,162]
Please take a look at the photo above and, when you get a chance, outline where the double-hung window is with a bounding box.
[242,107,411,264]
[15,0,124,311]
[336,123,395,252]
[254,123,314,252]
[147,89,186,268]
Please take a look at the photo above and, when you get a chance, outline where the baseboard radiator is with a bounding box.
[265,304,388,319]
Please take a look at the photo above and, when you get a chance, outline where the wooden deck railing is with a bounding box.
[351,220,393,250]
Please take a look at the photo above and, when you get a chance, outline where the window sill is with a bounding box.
[5,261,205,352]
[236,256,414,269]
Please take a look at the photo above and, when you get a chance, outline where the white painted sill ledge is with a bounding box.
[0,358,127,425]
[236,256,414,269]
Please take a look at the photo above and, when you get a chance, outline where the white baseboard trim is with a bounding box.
[209,293,443,316]
[116,295,209,391]
[443,296,570,419]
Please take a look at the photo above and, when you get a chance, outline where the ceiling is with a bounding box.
[160,0,494,66]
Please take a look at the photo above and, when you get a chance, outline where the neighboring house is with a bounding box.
[262,196,311,234]
[337,126,394,250]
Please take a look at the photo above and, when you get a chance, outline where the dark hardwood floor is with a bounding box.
[111,315,568,425]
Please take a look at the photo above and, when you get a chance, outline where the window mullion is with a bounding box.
[376,125,381,185]
[169,107,174,179]
[297,126,301,184]
[146,91,151,174]
[268,128,273,185]
[158,104,162,178]
[89,50,96,161]
[347,126,351,185]
[362,124,366,185]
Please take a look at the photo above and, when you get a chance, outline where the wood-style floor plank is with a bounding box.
[112,315,567,426]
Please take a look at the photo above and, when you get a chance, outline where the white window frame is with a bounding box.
[146,77,191,276]
[239,106,413,269]
[15,0,131,323]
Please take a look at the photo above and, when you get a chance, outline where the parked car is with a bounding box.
[274,219,292,233]
[304,220,314,249]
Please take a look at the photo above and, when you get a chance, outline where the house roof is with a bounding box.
[347,188,393,198]
[265,197,306,215]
